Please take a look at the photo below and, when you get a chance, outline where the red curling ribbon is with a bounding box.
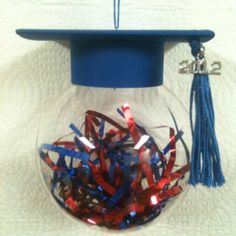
[164,128,176,177]
[85,114,96,139]
[98,147,108,175]
[54,141,76,149]
[86,110,128,133]
[40,152,60,171]
[39,104,189,230]
[65,197,80,212]
[170,164,190,181]
[157,128,176,190]
[122,104,155,186]
[121,103,140,144]
[88,161,116,196]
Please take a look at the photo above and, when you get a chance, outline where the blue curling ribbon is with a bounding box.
[115,134,130,146]
[122,153,132,190]
[41,144,89,163]
[130,211,136,217]
[92,158,100,165]
[69,168,77,177]
[69,156,74,169]
[119,221,127,230]
[150,153,161,181]
[52,192,68,210]
[69,123,83,136]
[117,108,124,117]
[107,185,125,209]
[108,153,117,182]
[189,41,225,187]
[39,107,190,229]
[56,155,68,170]
[107,153,132,208]
[74,180,105,200]
[151,153,160,164]
[51,170,69,195]
[162,130,184,155]
[99,119,105,138]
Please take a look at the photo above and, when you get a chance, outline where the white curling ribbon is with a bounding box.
[79,136,95,149]
[122,103,130,109]
[134,135,150,150]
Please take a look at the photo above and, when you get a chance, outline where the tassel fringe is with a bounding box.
[189,41,225,187]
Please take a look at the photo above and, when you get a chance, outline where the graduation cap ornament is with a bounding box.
[16,0,225,230]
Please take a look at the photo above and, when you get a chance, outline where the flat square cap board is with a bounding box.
[16,29,215,88]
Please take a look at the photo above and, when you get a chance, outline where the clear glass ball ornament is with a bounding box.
[37,85,190,231]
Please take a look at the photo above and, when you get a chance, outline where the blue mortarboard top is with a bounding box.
[16,29,214,88]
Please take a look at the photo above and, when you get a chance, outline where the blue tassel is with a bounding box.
[189,41,225,187]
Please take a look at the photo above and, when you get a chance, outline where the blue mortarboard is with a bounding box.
[16,29,214,88]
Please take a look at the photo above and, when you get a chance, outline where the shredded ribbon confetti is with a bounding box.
[39,104,189,230]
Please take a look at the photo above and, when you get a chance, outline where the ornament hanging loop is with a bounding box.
[113,0,121,30]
